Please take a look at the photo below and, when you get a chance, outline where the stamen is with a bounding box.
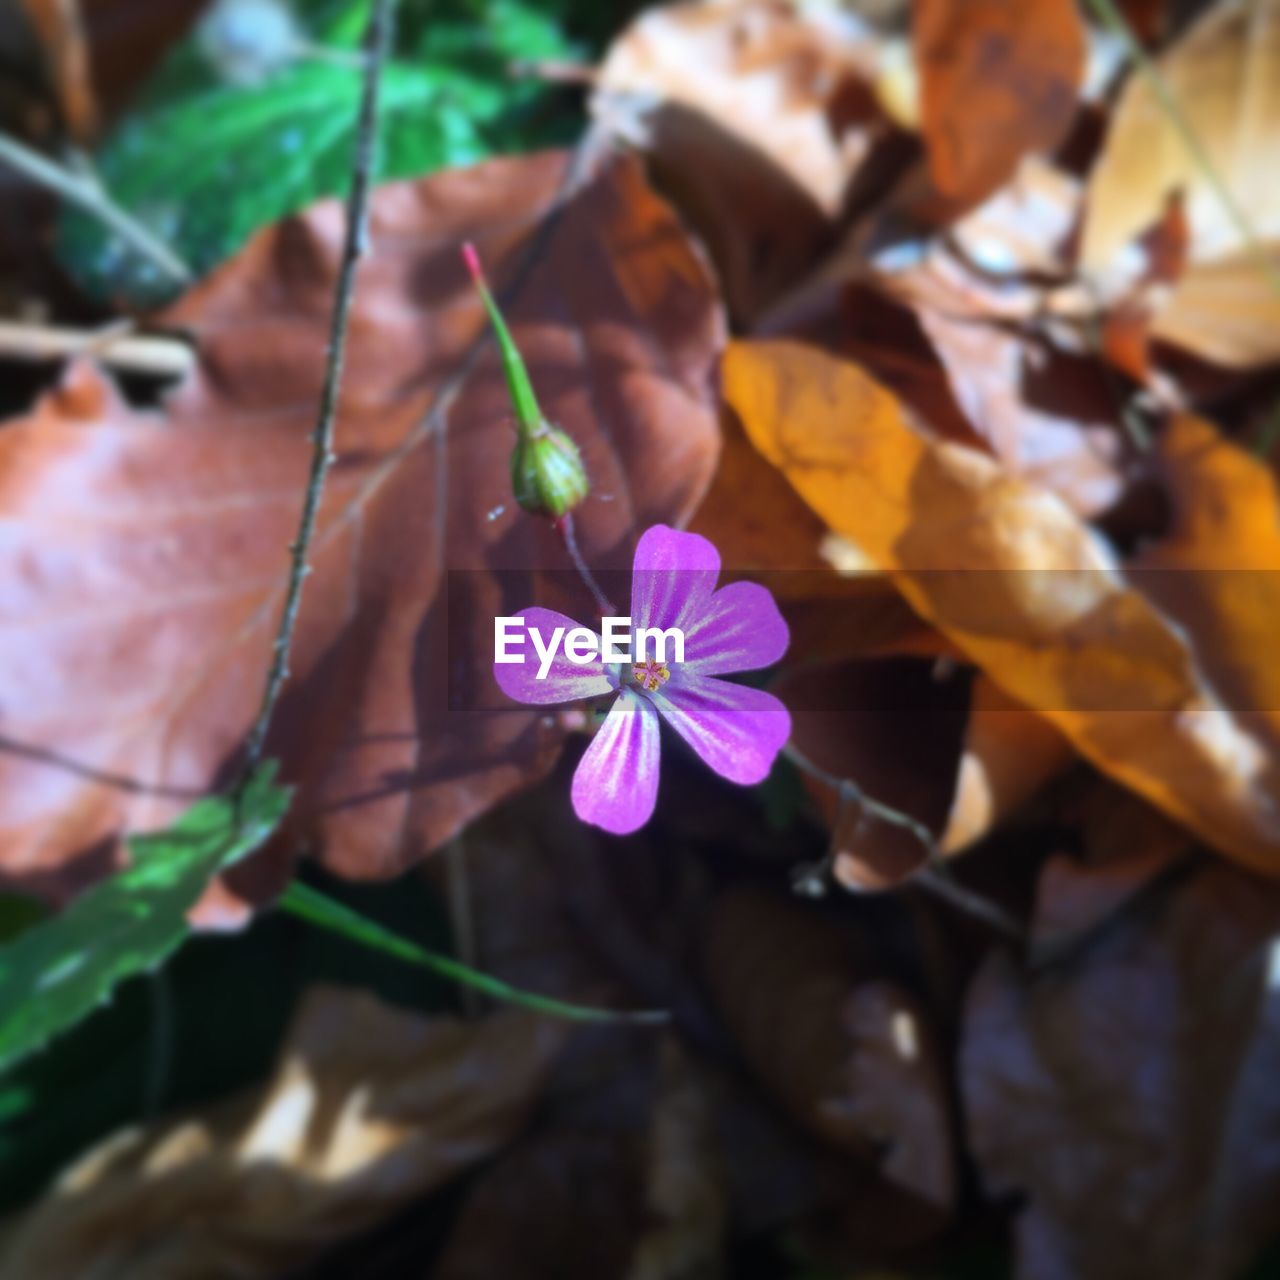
[632,659,670,692]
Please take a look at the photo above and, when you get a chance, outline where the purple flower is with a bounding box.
[494,525,791,835]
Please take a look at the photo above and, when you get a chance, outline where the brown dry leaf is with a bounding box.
[0,150,723,917]
[962,849,1280,1280]
[912,0,1086,210]
[1081,0,1280,367]
[0,987,569,1280]
[700,886,954,1226]
[723,339,1280,872]
[593,0,892,320]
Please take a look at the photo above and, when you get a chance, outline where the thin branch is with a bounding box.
[1084,0,1280,297]
[241,0,396,771]
[0,133,191,287]
[784,743,1026,942]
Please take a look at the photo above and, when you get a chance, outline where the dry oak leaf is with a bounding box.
[723,339,1280,872]
[0,987,569,1280]
[912,0,1086,210]
[962,852,1280,1280]
[0,149,723,914]
[1081,0,1280,367]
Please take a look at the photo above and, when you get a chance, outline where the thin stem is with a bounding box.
[784,743,1025,942]
[241,0,395,771]
[556,512,617,617]
[278,881,670,1025]
[0,133,191,287]
[1084,0,1280,297]
[784,743,938,855]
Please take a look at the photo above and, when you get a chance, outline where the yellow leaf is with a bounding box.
[724,338,1280,871]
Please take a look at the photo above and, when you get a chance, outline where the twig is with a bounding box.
[556,512,618,617]
[0,318,194,377]
[1084,0,1280,298]
[240,0,396,771]
[784,743,1026,942]
[0,133,191,287]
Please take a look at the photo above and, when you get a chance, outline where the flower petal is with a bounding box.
[681,581,789,675]
[493,607,612,706]
[571,690,661,834]
[630,524,720,633]
[650,674,790,785]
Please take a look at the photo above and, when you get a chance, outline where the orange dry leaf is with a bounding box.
[912,0,1085,210]
[723,339,1280,872]
[0,151,723,915]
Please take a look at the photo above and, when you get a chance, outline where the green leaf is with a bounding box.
[58,0,579,307]
[0,764,290,1074]
[278,879,669,1025]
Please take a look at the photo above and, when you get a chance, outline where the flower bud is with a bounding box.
[462,242,589,520]
[510,424,590,519]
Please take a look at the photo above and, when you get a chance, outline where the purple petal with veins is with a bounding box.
[649,673,791,785]
[630,524,720,633]
[492,607,612,705]
[680,580,789,675]
[570,690,660,834]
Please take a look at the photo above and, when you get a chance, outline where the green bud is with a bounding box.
[462,242,589,520]
[510,424,590,519]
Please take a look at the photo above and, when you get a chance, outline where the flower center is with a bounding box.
[632,659,670,693]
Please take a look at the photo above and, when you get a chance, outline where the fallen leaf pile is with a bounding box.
[4,0,1280,1276]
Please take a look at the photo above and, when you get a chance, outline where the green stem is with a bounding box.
[462,241,544,434]
[277,881,670,1025]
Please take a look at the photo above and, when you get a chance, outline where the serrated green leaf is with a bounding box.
[0,764,290,1075]
[58,0,579,307]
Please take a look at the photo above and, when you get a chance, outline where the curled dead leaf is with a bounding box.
[0,987,568,1280]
